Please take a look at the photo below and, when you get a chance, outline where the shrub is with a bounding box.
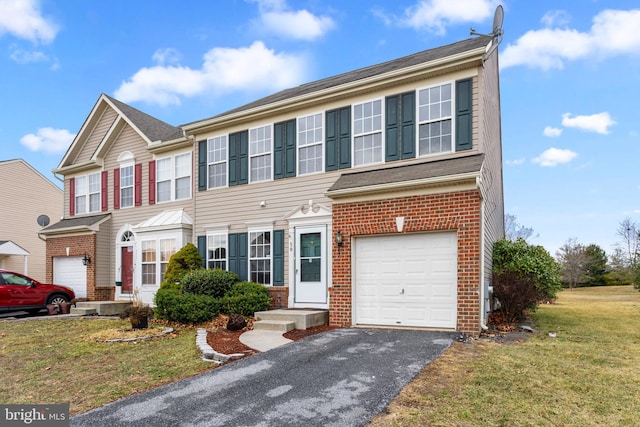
[181,268,239,298]
[220,281,272,317]
[162,243,203,287]
[491,271,545,324]
[154,288,219,324]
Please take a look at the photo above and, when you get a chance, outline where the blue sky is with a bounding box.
[1,0,639,257]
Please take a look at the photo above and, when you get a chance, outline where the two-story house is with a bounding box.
[42,35,503,335]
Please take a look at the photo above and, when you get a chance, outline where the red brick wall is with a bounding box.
[330,189,482,335]
[45,234,114,301]
[266,287,289,309]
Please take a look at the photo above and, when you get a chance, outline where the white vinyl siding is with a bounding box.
[418,82,453,156]
[208,135,227,189]
[353,99,383,166]
[297,113,323,175]
[249,125,272,183]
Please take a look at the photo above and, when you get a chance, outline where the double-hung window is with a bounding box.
[418,82,453,155]
[249,231,271,285]
[208,135,227,189]
[249,125,272,183]
[297,113,323,175]
[156,153,192,202]
[75,172,101,214]
[353,99,383,166]
[120,165,134,208]
[207,234,227,270]
[159,238,176,280]
[141,240,156,285]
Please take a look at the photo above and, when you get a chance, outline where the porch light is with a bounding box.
[335,231,344,247]
[82,253,92,266]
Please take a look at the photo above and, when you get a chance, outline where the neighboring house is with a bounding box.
[40,95,193,304]
[42,35,504,336]
[0,159,63,281]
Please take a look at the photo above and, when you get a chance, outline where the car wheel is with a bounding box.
[47,294,70,306]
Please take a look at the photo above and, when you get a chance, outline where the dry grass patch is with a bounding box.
[369,286,640,426]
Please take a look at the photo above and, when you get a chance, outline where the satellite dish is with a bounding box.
[37,215,50,227]
[470,4,504,41]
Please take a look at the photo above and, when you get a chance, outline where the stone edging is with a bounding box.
[196,328,245,363]
[103,327,174,343]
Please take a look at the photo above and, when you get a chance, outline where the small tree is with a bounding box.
[162,243,203,287]
[504,214,538,242]
[556,238,587,290]
[583,244,608,287]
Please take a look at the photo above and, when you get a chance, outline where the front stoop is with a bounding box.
[74,301,132,316]
[254,309,329,330]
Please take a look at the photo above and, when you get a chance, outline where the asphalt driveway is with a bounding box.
[71,328,457,427]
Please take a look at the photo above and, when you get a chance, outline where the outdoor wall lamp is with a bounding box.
[335,231,344,247]
[82,253,92,266]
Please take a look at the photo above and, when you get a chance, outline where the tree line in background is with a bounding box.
[505,214,640,291]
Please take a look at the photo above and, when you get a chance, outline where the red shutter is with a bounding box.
[69,177,75,216]
[113,168,120,210]
[101,171,108,211]
[148,160,156,205]
[135,163,142,206]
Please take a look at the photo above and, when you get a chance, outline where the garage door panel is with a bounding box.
[355,232,457,329]
[53,257,87,298]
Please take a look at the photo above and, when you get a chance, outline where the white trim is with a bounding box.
[416,80,455,157]
[248,228,273,286]
[155,151,192,203]
[296,111,325,176]
[119,162,135,209]
[248,123,274,184]
[352,97,385,168]
[206,134,229,190]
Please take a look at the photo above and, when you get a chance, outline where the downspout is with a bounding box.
[476,176,489,330]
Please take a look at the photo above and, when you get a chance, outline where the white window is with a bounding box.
[298,113,323,175]
[208,135,227,189]
[207,234,227,270]
[141,238,177,286]
[160,238,176,281]
[418,82,453,155]
[120,165,134,208]
[156,153,192,202]
[75,172,101,214]
[250,231,271,285]
[353,99,383,166]
[141,240,156,285]
[249,125,272,183]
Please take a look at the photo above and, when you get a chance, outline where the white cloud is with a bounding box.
[251,0,335,40]
[561,112,616,134]
[506,158,525,166]
[541,10,571,28]
[543,126,563,137]
[532,147,577,167]
[9,46,48,63]
[114,41,308,106]
[152,48,181,65]
[0,0,58,43]
[20,127,74,153]
[399,0,498,34]
[502,9,640,70]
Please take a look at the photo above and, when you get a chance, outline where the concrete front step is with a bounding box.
[75,301,132,316]
[70,307,97,315]
[254,309,329,330]
[253,320,296,332]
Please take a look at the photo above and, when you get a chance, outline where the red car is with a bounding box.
[0,269,76,314]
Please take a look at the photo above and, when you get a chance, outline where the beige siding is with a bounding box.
[0,160,63,281]
[478,52,505,282]
[75,107,118,164]
[95,218,112,288]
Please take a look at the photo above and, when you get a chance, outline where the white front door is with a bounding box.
[294,226,327,305]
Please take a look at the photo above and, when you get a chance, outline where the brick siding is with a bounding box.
[330,189,482,336]
[266,287,289,309]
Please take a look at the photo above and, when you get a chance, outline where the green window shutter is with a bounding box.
[228,232,248,281]
[229,131,249,186]
[273,230,285,286]
[385,95,400,161]
[198,140,207,191]
[274,119,296,180]
[197,235,207,268]
[401,91,416,159]
[326,106,351,171]
[455,79,473,151]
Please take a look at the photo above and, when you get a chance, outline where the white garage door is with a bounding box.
[354,232,457,328]
[53,256,87,298]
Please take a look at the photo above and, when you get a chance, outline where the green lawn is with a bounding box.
[0,318,212,415]
[370,285,640,426]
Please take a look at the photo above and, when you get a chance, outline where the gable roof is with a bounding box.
[183,36,490,131]
[326,154,484,198]
[39,213,111,236]
[56,95,183,173]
